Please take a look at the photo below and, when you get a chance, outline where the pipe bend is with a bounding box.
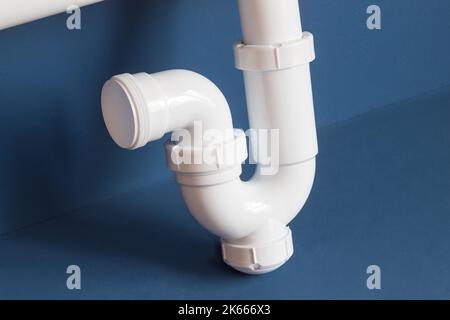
[99,70,316,241]
[101,69,233,150]
[144,70,233,132]
[100,0,318,275]
[180,157,316,240]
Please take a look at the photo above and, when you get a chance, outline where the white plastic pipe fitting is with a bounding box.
[101,70,233,150]
[0,0,104,30]
[101,0,318,275]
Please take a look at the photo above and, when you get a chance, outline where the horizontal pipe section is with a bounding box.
[0,0,104,30]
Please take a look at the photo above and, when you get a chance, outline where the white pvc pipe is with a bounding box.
[181,0,317,274]
[101,0,318,275]
[180,160,316,240]
[244,66,318,165]
[238,0,302,45]
[101,70,233,150]
[239,0,317,165]
[0,0,103,30]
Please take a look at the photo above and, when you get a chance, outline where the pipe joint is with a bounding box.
[222,219,293,274]
[101,70,233,150]
[165,129,248,187]
[234,32,316,72]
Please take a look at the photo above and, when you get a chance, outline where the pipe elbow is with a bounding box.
[101,69,233,150]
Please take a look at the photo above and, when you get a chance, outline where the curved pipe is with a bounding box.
[102,67,317,274]
[180,160,316,241]
[101,70,233,150]
[101,0,318,274]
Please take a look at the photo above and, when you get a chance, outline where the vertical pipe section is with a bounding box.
[238,0,302,45]
[238,0,318,165]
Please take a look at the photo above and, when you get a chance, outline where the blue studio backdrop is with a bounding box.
[0,0,449,299]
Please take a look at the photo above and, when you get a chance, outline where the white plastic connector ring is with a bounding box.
[165,129,248,174]
[234,32,315,72]
[222,227,294,275]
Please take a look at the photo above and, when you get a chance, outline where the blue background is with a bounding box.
[0,0,449,299]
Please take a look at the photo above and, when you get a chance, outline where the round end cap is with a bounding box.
[221,227,294,275]
[101,75,138,149]
[101,73,153,150]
